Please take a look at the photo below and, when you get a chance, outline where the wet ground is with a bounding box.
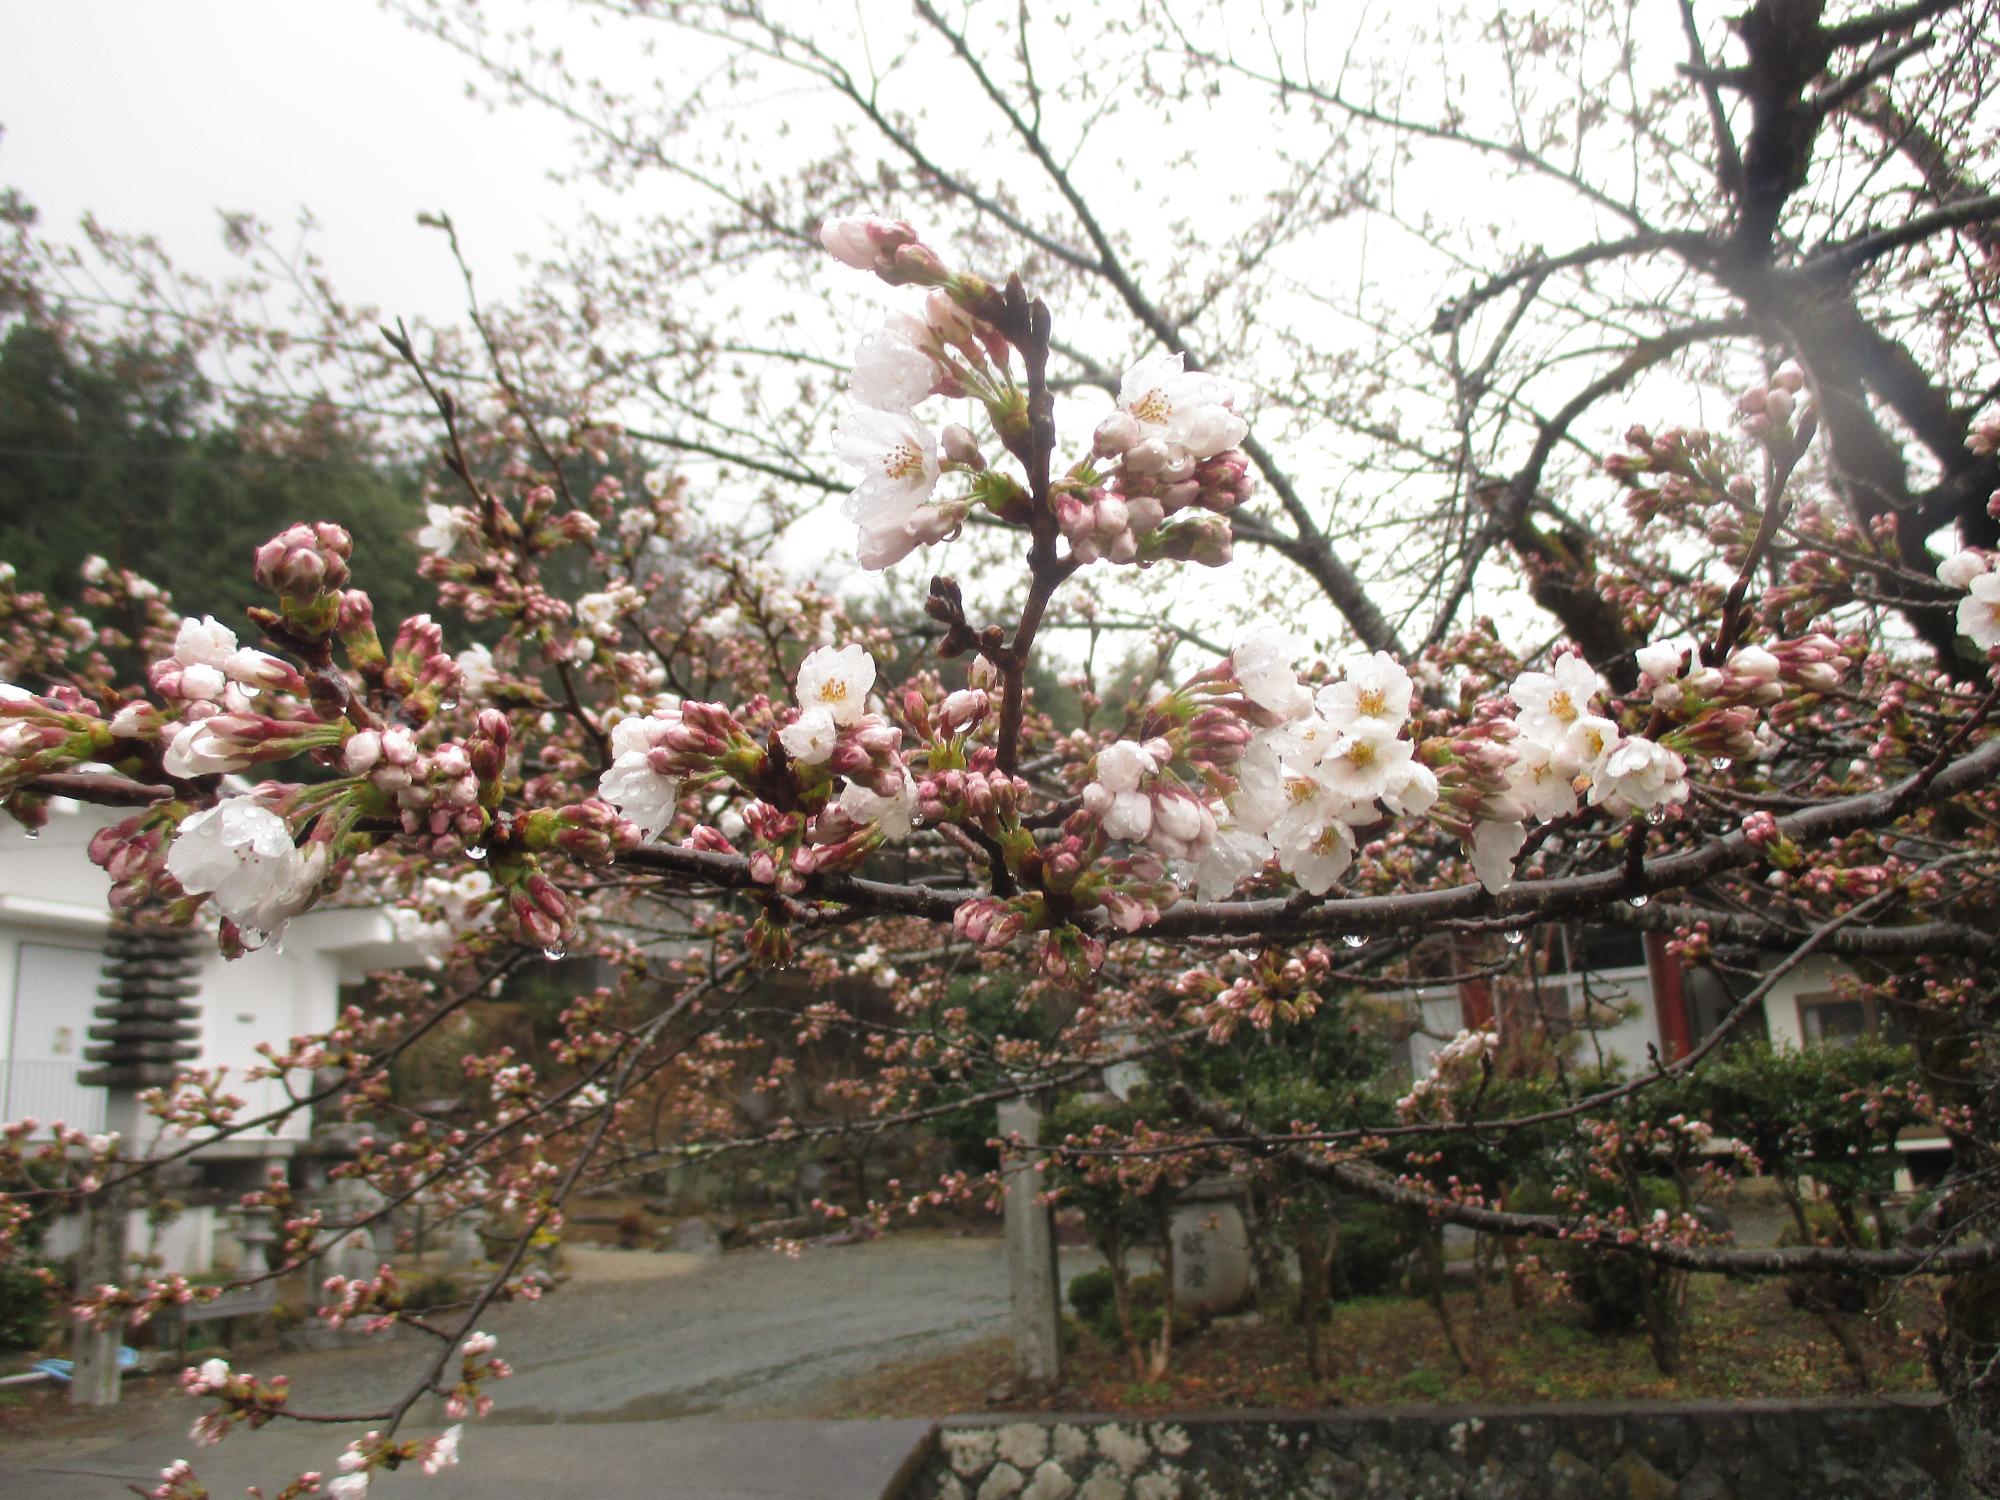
[0,1229,1061,1498]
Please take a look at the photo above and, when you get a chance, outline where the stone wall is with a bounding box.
[898,1397,1958,1499]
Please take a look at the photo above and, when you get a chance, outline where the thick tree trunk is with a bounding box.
[1935,1265,2000,1498]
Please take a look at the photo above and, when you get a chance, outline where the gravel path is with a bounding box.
[0,1230,1067,1497]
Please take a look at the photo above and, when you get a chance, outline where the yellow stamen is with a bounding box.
[882,443,924,481]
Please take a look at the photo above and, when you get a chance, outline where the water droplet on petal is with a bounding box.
[1710,756,1732,771]
[542,945,566,962]
[22,829,37,841]
[467,845,488,861]
[1342,933,1367,949]
[438,698,459,713]
[238,684,261,698]
[1646,806,1668,825]
[1627,894,1650,908]
[1504,929,1525,947]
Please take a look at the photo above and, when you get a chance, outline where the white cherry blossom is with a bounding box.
[1091,739,1160,793]
[1379,758,1440,817]
[424,1425,464,1476]
[848,317,936,411]
[796,645,875,726]
[1510,654,1601,744]
[1094,786,1155,843]
[173,616,239,669]
[1231,627,1311,718]
[1317,652,1414,733]
[1958,573,2000,650]
[1562,714,1624,779]
[1191,824,1274,902]
[1589,735,1689,818]
[1507,736,1580,823]
[1230,738,1287,833]
[575,592,625,637]
[1117,351,1247,460]
[456,644,497,702]
[1278,817,1355,895]
[1468,819,1527,894]
[166,798,322,938]
[598,713,684,839]
[1267,712,1340,767]
[1317,723,1413,803]
[1147,791,1216,861]
[163,718,252,778]
[1269,773,1364,853]
[1634,640,1690,681]
[1938,550,1989,591]
[415,504,470,555]
[840,771,918,839]
[834,407,940,544]
[780,707,838,765]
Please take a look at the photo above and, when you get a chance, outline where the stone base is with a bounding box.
[899,1398,1958,1499]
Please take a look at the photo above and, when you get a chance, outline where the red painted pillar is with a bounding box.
[1645,932,1694,1061]
[1458,970,1497,1031]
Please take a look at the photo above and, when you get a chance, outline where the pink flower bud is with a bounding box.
[1093,411,1143,458]
[940,424,985,470]
[342,731,382,774]
[937,688,990,734]
[819,216,915,269]
[1125,495,1165,535]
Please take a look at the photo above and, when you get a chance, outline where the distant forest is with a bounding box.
[0,317,428,629]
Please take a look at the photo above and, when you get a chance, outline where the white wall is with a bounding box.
[1404,963,1664,1080]
[0,803,423,1148]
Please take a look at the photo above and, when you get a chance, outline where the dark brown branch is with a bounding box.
[616,730,2000,937]
[23,773,174,806]
[1178,1086,2000,1278]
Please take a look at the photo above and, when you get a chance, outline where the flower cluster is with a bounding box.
[1200,637,1438,898]
[821,216,1252,576]
[1939,548,2000,652]
[166,798,328,945]
[1509,652,1688,823]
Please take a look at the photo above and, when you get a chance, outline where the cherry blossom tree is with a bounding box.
[5,0,2000,1493]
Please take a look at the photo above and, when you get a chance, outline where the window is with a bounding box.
[1546,925,1648,975]
[1796,990,1898,1047]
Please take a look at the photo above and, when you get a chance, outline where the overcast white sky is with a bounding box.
[0,1,1763,646]
[1,1,575,322]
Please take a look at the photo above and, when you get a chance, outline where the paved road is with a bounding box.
[0,1230,1067,1499]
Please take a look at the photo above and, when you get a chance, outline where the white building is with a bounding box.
[0,803,424,1272]
[1400,924,1949,1182]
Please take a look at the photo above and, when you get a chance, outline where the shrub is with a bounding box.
[1066,1265,1173,1346]
[1330,1201,1409,1301]
[0,1261,57,1351]
[1068,1266,1115,1329]
[1517,1178,1681,1334]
